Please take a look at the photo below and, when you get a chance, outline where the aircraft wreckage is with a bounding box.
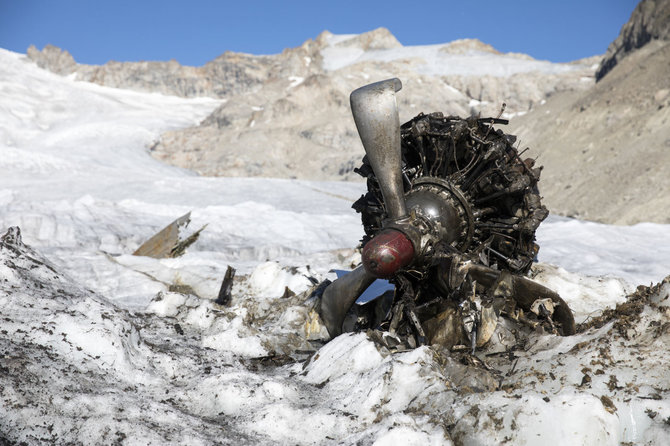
[318,78,575,352]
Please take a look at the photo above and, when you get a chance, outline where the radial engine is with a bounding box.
[319,78,575,350]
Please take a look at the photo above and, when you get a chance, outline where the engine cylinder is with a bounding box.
[361,228,414,278]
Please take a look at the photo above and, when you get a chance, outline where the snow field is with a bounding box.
[320,33,589,76]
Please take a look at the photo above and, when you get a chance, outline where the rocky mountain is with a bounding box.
[27,6,668,224]
[27,28,597,180]
[27,39,319,98]
[509,0,670,224]
[596,0,670,80]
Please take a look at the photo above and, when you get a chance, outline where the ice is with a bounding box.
[2,47,670,444]
[248,261,314,298]
[531,264,631,323]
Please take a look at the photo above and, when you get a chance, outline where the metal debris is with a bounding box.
[133,211,206,258]
[319,78,576,351]
[215,265,236,306]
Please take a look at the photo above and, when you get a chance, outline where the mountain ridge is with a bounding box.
[24,24,668,224]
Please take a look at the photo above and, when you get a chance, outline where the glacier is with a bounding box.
[1,48,670,445]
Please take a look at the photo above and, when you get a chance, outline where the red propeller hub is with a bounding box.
[362,228,415,278]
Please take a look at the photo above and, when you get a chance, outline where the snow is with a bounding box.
[538,215,670,286]
[320,34,588,76]
[287,76,305,88]
[1,47,670,444]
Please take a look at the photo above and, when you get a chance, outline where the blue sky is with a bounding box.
[1,0,638,65]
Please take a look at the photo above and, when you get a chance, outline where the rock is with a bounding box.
[0,226,24,247]
[508,39,670,224]
[439,38,501,55]
[596,0,670,80]
[27,41,320,99]
[317,27,402,50]
[26,44,77,75]
[654,88,669,104]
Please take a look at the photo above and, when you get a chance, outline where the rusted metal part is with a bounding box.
[170,224,207,258]
[215,265,236,306]
[361,228,414,278]
[133,212,206,259]
[133,212,191,258]
[422,305,461,349]
[488,270,576,335]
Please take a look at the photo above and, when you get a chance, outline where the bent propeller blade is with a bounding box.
[350,78,407,222]
[319,265,376,338]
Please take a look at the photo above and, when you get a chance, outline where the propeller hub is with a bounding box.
[361,228,415,278]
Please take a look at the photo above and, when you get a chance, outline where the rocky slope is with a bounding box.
[151,31,598,181]
[509,0,670,224]
[596,0,670,80]
[27,28,597,180]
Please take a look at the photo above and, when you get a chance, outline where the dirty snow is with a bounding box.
[1,48,670,444]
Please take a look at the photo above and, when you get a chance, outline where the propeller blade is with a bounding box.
[319,265,376,338]
[350,78,407,221]
[321,78,407,339]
